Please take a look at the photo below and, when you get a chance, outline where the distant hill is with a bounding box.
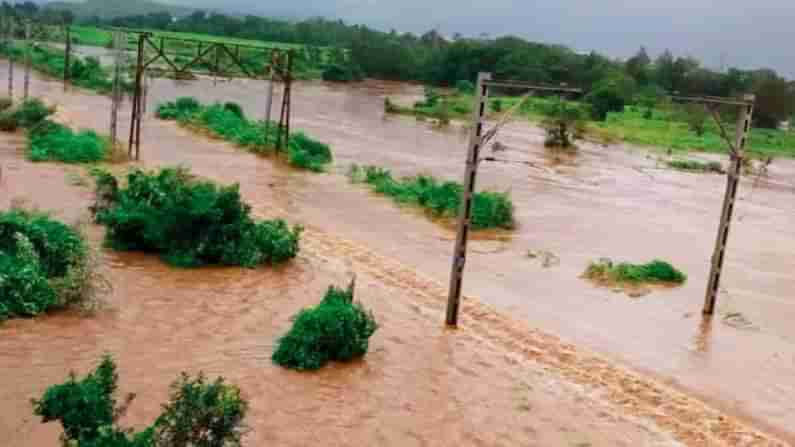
[44,0,192,20]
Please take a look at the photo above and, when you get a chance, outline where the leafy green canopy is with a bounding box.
[348,165,514,230]
[156,98,333,172]
[95,167,302,268]
[273,285,378,371]
[0,210,89,321]
[34,355,248,447]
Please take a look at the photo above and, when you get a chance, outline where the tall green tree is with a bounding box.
[625,46,651,85]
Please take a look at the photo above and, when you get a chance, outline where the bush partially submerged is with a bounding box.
[273,284,378,370]
[11,98,53,128]
[0,98,109,163]
[34,355,247,447]
[0,209,99,321]
[28,120,109,163]
[156,97,333,172]
[33,355,122,443]
[0,43,122,94]
[666,159,724,174]
[287,132,333,172]
[94,167,302,268]
[0,96,13,112]
[155,96,201,121]
[322,63,364,82]
[585,258,687,285]
[348,164,514,230]
[153,373,248,447]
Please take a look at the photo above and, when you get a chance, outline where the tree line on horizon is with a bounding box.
[4,2,795,127]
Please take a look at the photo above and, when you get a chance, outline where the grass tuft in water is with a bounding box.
[584,258,687,285]
[348,164,514,230]
[666,159,724,174]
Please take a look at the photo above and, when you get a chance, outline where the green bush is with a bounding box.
[157,98,333,171]
[0,96,13,112]
[287,132,333,172]
[455,80,474,94]
[0,43,121,94]
[153,373,248,447]
[415,87,441,108]
[95,167,302,268]
[11,98,53,128]
[224,101,245,120]
[0,209,93,321]
[585,258,687,284]
[273,284,378,370]
[33,355,119,443]
[28,120,109,163]
[348,165,514,229]
[0,111,19,131]
[155,96,201,121]
[34,355,247,447]
[667,159,724,173]
[322,63,364,82]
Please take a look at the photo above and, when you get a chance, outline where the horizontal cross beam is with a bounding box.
[484,80,583,94]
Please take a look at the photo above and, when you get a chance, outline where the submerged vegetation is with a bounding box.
[584,258,687,286]
[383,90,795,158]
[273,283,378,371]
[34,355,248,447]
[0,42,124,94]
[348,164,514,230]
[666,159,725,173]
[93,167,302,268]
[594,106,795,157]
[0,98,111,163]
[0,209,100,321]
[29,120,110,163]
[156,97,333,172]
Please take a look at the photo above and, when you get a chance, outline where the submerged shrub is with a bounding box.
[273,284,378,370]
[0,209,96,321]
[153,373,248,447]
[157,98,332,171]
[322,63,364,82]
[287,132,333,172]
[155,96,201,121]
[33,355,120,443]
[585,258,687,285]
[0,111,19,131]
[667,159,724,173]
[0,42,120,94]
[11,98,53,128]
[0,96,13,112]
[347,164,514,229]
[28,120,108,163]
[95,167,302,268]
[33,356,246,447]
[223,101,245,120]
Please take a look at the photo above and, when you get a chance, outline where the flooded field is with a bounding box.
[1,62,794,445]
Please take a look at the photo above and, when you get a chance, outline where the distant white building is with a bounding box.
[778,120,791,131]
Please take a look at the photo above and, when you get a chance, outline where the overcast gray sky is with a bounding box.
[162,0,795,78]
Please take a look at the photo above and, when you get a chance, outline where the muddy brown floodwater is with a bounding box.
[1,61,794,446]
